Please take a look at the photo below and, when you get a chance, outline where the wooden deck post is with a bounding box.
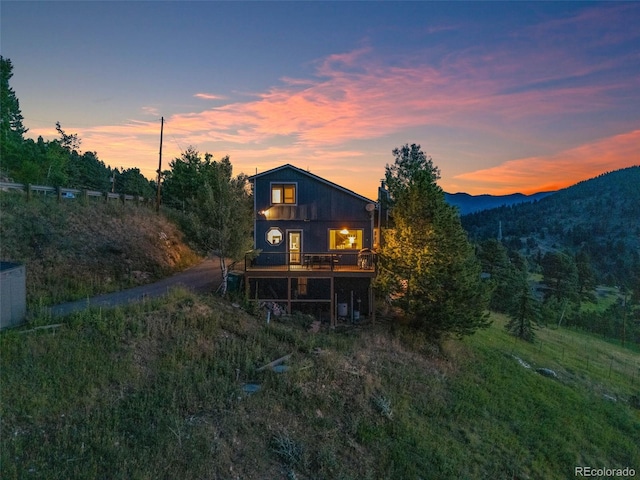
[331,278,336,328]
[371,283,375,325]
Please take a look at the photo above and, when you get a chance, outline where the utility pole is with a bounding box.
[155,116,164,213]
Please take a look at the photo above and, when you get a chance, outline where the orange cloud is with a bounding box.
[452,130,640,195]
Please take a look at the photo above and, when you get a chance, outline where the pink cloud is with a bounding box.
[157,39,633,152]
[194,93,226,100]
[141,106,161,116]
[452,130,640,195]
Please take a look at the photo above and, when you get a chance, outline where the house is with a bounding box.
[245,164,380,326]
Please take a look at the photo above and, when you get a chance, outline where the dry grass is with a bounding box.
[0,192,200,306]
[2,293,639,479]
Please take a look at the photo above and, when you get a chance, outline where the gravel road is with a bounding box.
[48,258,224,318]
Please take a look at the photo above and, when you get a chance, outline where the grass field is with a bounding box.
[1,290,639,479]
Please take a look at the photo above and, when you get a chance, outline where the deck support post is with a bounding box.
[331,278,336,328]
[370,283,375,325]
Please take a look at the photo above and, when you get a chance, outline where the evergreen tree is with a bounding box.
[68,151,111,191]
[55,121,81,152]
[161,147,208,210]
[504,256,541,342]
[575,249,596,302]
[117,167,154,196]
[0,56,28,179]
[505,274,541,342]
[376,144,490,338]
[477,239,524,313]
[540,251,579,303]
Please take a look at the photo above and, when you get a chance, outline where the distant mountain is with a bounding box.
[445,191,555,215]
[460,166,640,286]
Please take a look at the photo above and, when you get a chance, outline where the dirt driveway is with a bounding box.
[48,258,224,318]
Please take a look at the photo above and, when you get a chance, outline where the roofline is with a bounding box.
[248,164,376,204]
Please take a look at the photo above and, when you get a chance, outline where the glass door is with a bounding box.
[288,231,302,265]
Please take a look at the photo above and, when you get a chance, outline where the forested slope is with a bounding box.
[462,166,640,286]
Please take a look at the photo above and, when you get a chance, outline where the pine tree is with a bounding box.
[506,271,541,342]
[376,144,490,338]
[1,56,28,179]
[477,239,524,313]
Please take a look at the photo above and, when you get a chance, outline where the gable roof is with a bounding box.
[249,164,375,204]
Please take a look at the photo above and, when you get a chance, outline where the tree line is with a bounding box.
[475,238,639,345]
[1,57,154,197]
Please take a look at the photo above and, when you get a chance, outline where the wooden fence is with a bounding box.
[0,181,151,205]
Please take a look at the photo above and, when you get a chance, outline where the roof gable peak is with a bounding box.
[249,164,374,203]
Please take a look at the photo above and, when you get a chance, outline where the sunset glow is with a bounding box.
[3,2,639,199]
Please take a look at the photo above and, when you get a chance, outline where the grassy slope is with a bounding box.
[0,192,200,307]
[2,292,638,479]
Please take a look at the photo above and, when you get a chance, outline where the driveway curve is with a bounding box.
[48,258,224,318]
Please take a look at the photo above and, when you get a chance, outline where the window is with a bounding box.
[266,227,283,245]
[271,184,296,204]
[329,228,363,250]
[296,277,308,296]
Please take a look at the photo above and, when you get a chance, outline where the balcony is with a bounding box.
[245,250,376,274]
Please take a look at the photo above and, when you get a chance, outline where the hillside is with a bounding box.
[0,192,200,307]
[1,292,638,479]
[461,166,640,285]
[445,191,554,215]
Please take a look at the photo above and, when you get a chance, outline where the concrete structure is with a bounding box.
[1,262,27,329]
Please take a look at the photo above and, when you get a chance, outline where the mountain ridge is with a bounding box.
[445,191,555,215]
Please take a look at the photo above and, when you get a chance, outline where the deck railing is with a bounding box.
[245,251,376,272]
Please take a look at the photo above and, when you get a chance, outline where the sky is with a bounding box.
[2,1,639,200]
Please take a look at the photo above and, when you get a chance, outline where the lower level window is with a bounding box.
[329,228,363,250]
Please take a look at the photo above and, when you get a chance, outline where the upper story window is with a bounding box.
[271,183,296,204]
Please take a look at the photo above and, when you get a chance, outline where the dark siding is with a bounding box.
[253,167,374,254]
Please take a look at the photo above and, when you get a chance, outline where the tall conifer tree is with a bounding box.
[376,144,490,338]
[1,56,28,178]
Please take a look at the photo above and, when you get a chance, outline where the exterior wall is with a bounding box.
[0,262,26,329]
[253,167,375,260]
[247,165,377,325]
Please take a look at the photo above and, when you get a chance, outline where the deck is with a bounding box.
[244,251,376,276]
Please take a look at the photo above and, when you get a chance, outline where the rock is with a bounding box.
[272,365,290,373]
[536,368,557,378]
[512,355,531,369]
[242,383,261,394]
